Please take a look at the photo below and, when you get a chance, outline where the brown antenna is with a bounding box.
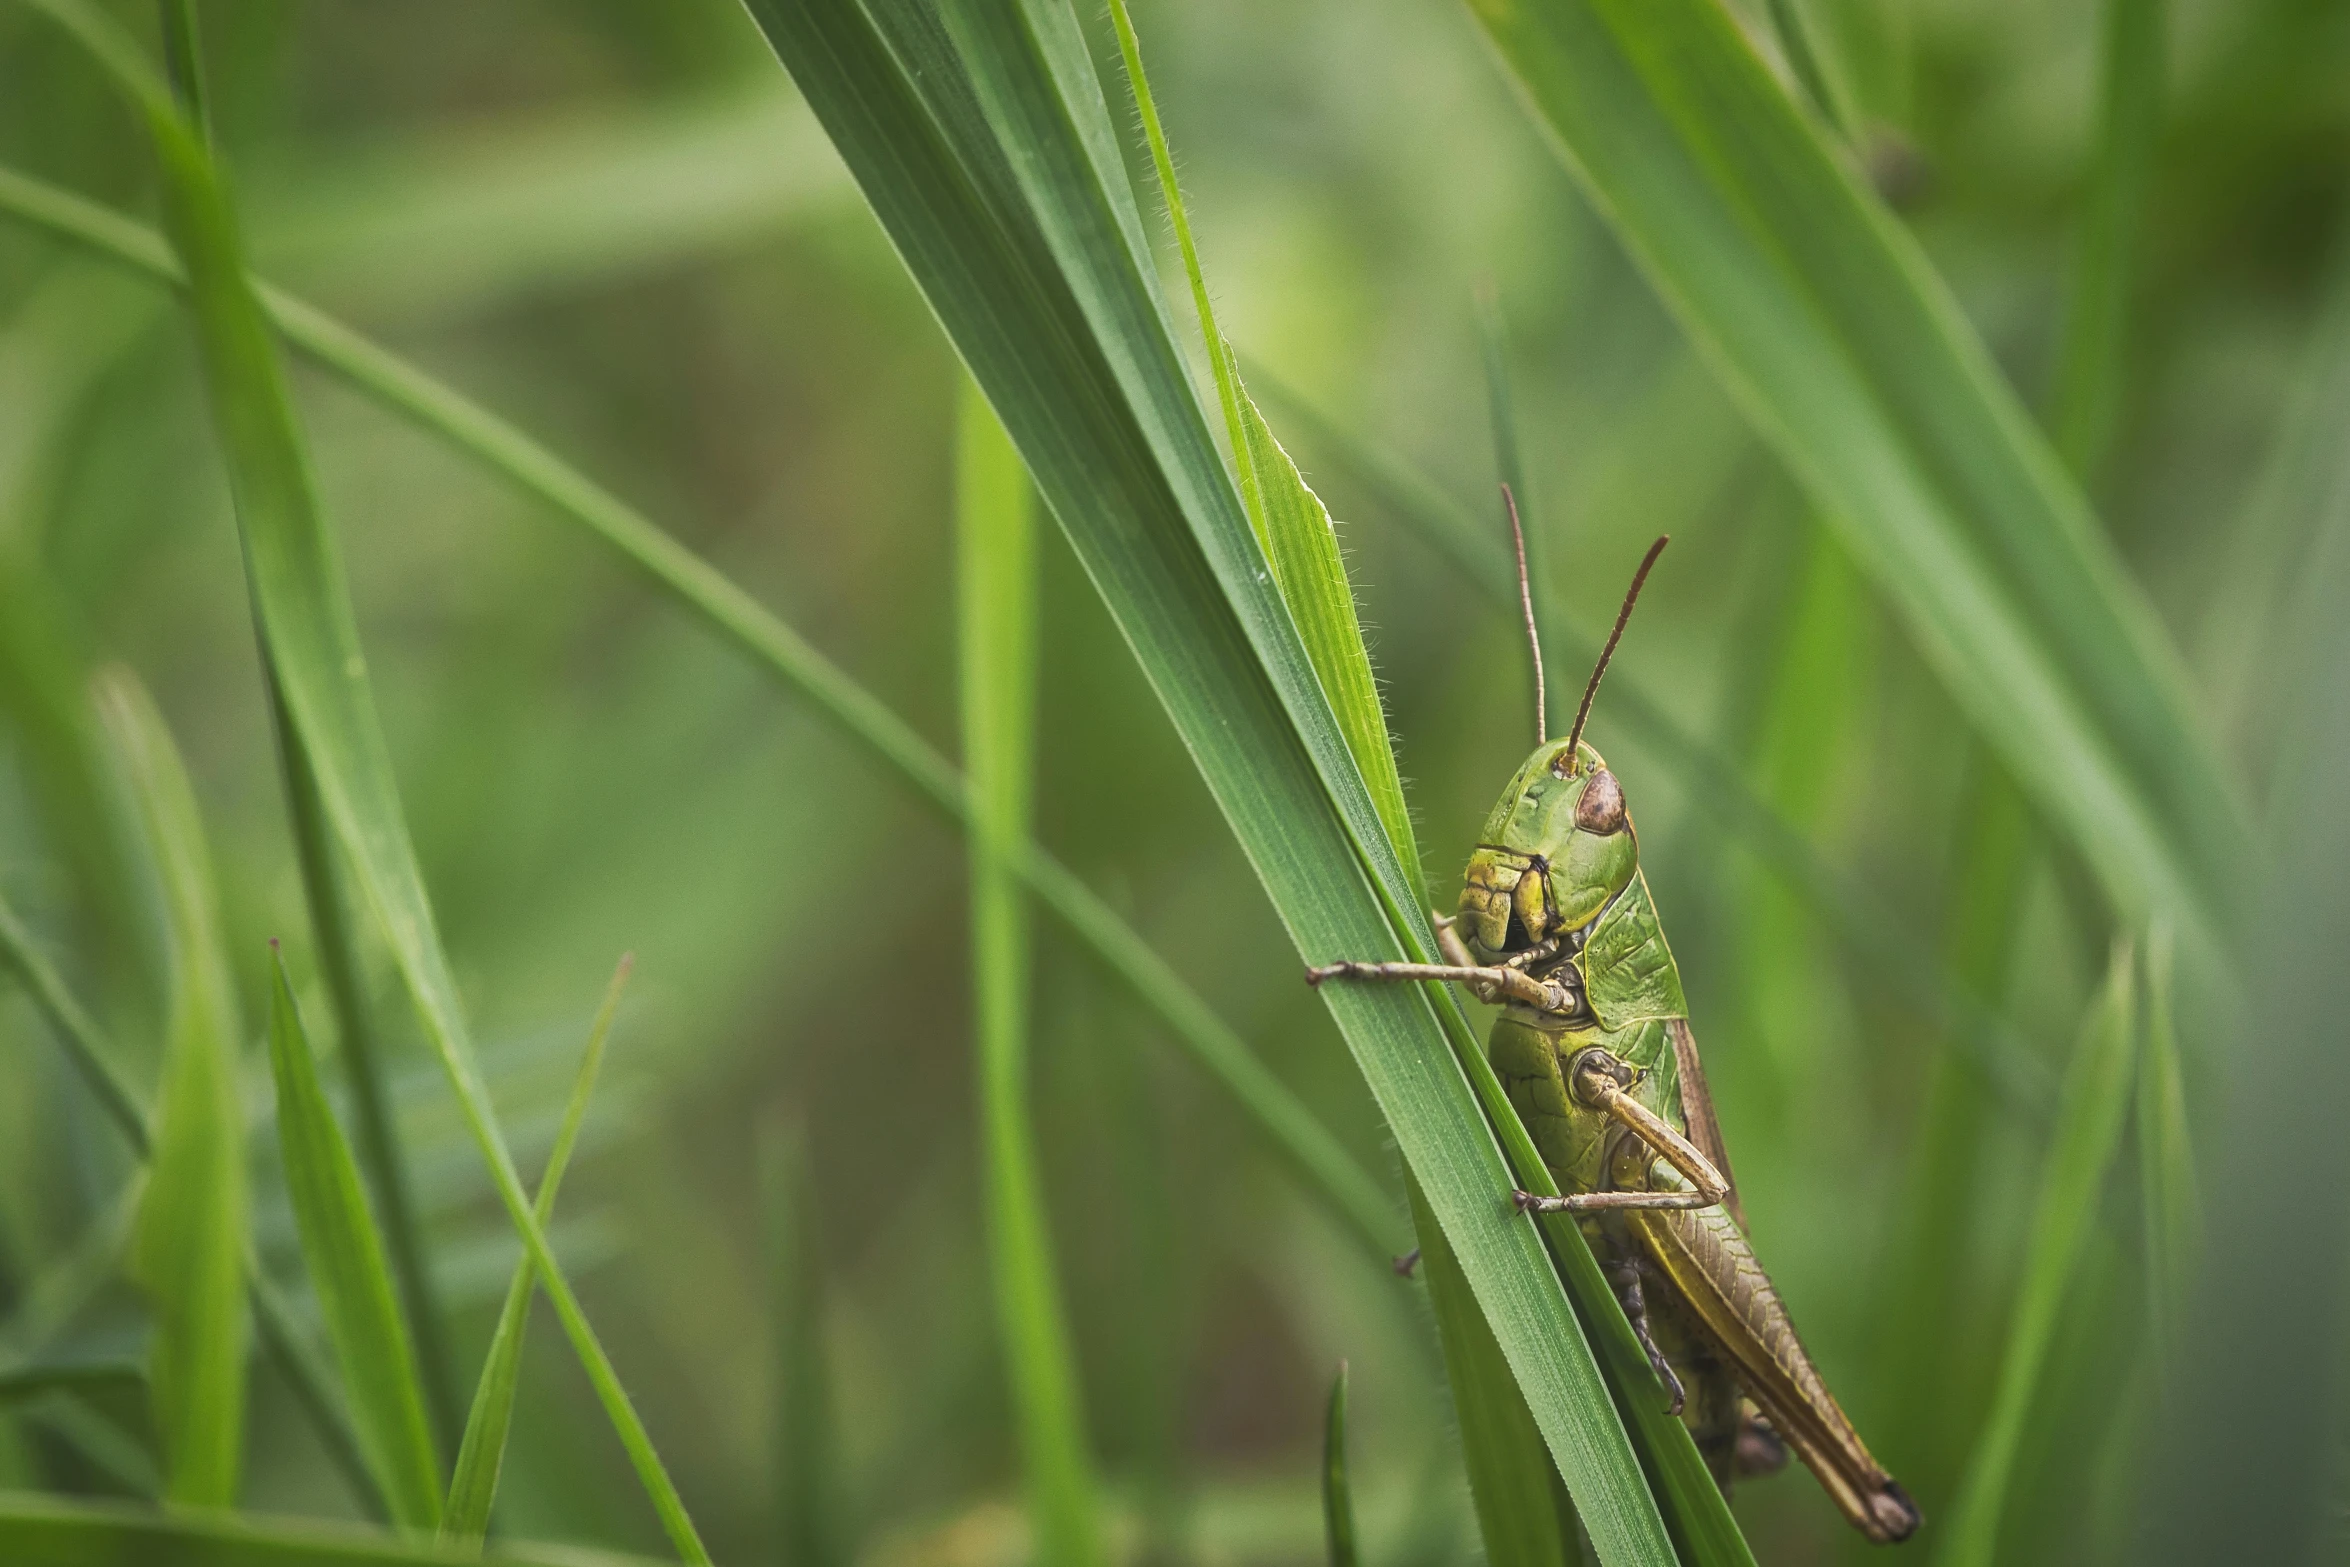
[1502,484,1544,745]
[1563,535,1669,767]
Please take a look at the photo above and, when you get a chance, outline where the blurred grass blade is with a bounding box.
[0,888,152,1151]
[743,4,1681,1560]
[1465,0,2246,942]
[1409,1178,1583,1567]
[1472,293,1554,741]
[1938,942,2140,1567]
[1110,0,1420,888]
[94,667,247,1508]
[958,378,1106,1567]
[1248,365,2050,1109]
[265,947,443,1530]
[761,1119,840,1567]
[2135,926,2196,1356]
[443,955,629,1547]
[0,1491,671,1567]
[2047,0,2165,480]
[22,6,708,1555]
[1321,1361,1359,1567]
[0,159,1402,1270]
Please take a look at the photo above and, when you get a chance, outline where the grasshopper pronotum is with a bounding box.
[1311,496,1920,1543]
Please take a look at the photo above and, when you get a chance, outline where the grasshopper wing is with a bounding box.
[1668,1017,1745,1232]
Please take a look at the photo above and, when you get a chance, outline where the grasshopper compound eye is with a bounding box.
[1575,767,1627,835]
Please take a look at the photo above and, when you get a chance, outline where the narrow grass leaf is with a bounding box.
[0,1491,668,1567]
[95,668,247,1508]
[1472,294,1553,743]
[958,377,1106,1567]
[760,1118,840,1567]
[0,887,152,1153]
[742,5,1677,1561]
[442,956,629,1547]
[2135,926,2195,1356]
[21,7,706,1555]
[1409,1177,1582,1567]
[1465,0,2246,943]
[0,159,1402,1270]
[265,947,443,1530]
[1938,943,2140,1567]
[1321,1361,1359,1567]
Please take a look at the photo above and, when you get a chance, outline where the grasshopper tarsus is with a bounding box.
[1391,1248,1421,1279]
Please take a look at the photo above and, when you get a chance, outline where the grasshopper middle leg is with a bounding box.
[1511,1048,1732,1216]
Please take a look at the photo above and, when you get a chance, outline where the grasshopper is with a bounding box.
[1310,498,1919,1544]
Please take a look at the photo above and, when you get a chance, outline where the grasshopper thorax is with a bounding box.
[1457,739,1638,962]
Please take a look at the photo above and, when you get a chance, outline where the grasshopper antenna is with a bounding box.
[1564,535,1669,767]
[1502,483,1545,744]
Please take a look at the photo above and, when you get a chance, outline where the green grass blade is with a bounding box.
[442,956,629,1547]
[741,5,1679,1561]
[22,8,708,1554]
[1409,1177,1582,1567]
[959,377,1106,1567]
[1321,1361,1359,1567]
[2135,925,2196,1358]
[1938,943,2141,1567]
[94,667,248,1509]
[1248,365,2051,1109]
[1465,0,2246,943]
[1471,293,1553,744]
[0,1491,671,1567]
[0,887,152,1153]
[0,159,1401,1271]
[760,1118,840,1567]
[265,947,444,1530]
[2047,0,2165,480]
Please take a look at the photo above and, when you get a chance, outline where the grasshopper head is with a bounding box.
[1456,739,1637,961]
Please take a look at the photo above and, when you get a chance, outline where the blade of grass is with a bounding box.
[0,159,1403,1271]
[759,1118,840,1567]
[1465,0,2246,945]
[1937,942,2140,1567]
[0,876,388,1518]
[2047,0,2165,481]
[1471,292,1554,742]
[264,945,443,1531]
[94,667,247,1509]
[1322,1362,1359,1567]
[742,4,1679,1561]
[21,7,707,1555]
[0,1491,670,1567]
[442,956,630,1547]
[2134,925,2195,1360]
[959,377,1106,1567]
[1246,363,2051,1109]
[1409,1177,1583,1567]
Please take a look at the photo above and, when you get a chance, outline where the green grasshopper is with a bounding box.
[1310,499,1920,1543]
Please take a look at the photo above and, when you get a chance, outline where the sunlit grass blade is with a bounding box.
[265,946,443,1530]
[742,4,1678,1560]
[1247,364,2051,1109]
[760,1118,841,1567]
[1465,0,2246,944]
[442,955,629,1547]
[1409,1179,1582,1567]
[2047,0,2165,480]
[1938,942,2140,1567]
[1321,1361,1359,1567]
[21,5,707,1554]
[959,378,1106,1567]
[0,158,1401,1270]
[0,1491,670,1567]
[93,666,247,1508]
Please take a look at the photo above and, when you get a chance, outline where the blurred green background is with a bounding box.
[0,0,2343,1563]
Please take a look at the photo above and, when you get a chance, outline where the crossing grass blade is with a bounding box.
[93,667,248,1508]
[20,4,706,1555]
[739,3,1680,1561]
[760,1119,841,1567]
[264,948,444,1531]
[1464,0,2247,945]
[442,956,630,1547]
[0,1491,670,1567]
[0,158,1401,1272]
[958,378,1107,1567]
[1938,943,2141,1567]
[1321,1361,1359,1567]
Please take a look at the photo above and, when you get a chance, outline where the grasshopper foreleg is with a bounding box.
[1306,915,1577,1013]
[1603,1254,1686,1415]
